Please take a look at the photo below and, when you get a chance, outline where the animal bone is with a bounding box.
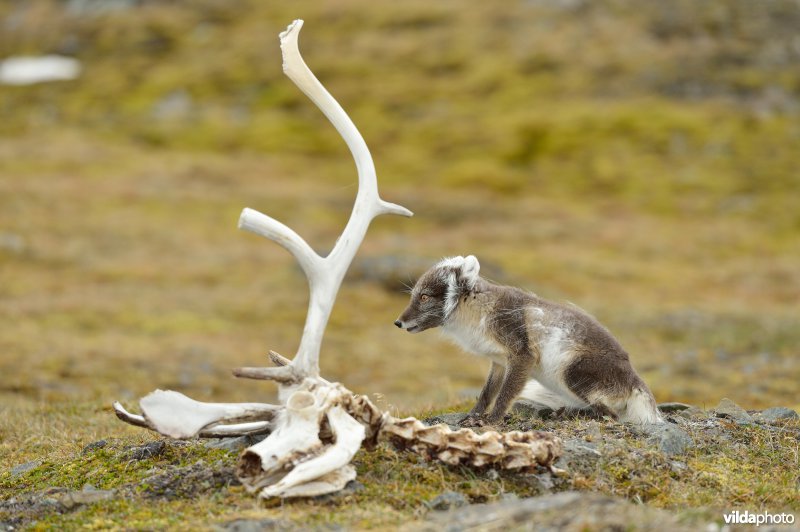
[113,19,563,499]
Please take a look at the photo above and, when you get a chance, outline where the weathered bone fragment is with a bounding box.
[112,399,273,438]
[139,390,278,439]
[113,19,563,499]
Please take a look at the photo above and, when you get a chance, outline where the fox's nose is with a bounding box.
[394,320,403,328]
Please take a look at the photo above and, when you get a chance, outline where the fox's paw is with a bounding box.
[459,413,486,428]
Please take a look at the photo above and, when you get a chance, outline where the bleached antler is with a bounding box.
[237,19,412,381]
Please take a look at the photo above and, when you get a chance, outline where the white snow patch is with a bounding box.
[0,55,81,85]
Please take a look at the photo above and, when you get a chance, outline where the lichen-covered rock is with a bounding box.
[759,406,799,423]
[639,423,694,456]
[713,398,753,424]
[657,402,692,413]
[425,491,469,511]
[422,491,702,531]
[204,434,268,453]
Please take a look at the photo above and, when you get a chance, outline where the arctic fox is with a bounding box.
[394,255,662,425]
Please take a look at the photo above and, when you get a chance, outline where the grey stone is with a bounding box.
[82,439,108,454]
[670,460,688,472]
[10,461,41,477]
[204,434,268,453]
[675,406,708,420]
[713,398,753,423]
[657,402,692,413]
[425,491,469,511]
[215,518,291,531]
[57,488,116,509]
[639,423,694,456]
[424,491,697,531]
[128,440,166,460]
[533,473,555,491]
[422,413,467,431]
[760,407,799,422]
[554,438,601,469]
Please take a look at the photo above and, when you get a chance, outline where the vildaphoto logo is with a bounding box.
[723,510,795,526]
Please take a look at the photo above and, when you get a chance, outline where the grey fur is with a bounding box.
[395,256,662,425]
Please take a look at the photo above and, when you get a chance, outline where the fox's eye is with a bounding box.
[420,294,430,303]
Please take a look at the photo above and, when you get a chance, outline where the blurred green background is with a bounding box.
[1,0,798,453]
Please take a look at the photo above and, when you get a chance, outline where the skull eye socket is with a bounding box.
[420,294,430,303]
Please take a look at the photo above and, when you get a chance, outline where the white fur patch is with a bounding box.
[620,388,663,423]
[441,317,507,366]
[436,256,466,269]
[443,271,458,319]
[529,325,588,408]
[437,255,481,319]
[462,255,480,289]
[519,379,584,410]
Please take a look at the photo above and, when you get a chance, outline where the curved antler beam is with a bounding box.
[237,19,412,380]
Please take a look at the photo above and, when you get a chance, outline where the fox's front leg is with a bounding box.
[485,351,535,424]
[461,362,504,426]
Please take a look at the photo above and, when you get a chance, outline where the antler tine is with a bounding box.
[238,20,412,379]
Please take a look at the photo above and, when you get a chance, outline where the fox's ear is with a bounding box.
[462,255,480,287]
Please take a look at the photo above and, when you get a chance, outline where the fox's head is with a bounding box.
[394,255,481,333]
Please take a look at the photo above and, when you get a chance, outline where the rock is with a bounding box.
[56,487,116,509]
[713,398,753,424]
[555,438,601,470]
[424,491,697,531]
[10,461,41,477]
[140,463,239,500]
[82,439,108,454]
[760,407,799,422]
[670,460,688,472]
[674,406,708,420]
[657,402,692,413]
[639,423,694,456]
[204,434,268,453]
[422,413,467,431]
[128,441,166,460]
[215,518,291,531]
[532,473,555,491]
[425,491,469,511]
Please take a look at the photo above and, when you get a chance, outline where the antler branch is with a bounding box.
[237,19,412,380]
